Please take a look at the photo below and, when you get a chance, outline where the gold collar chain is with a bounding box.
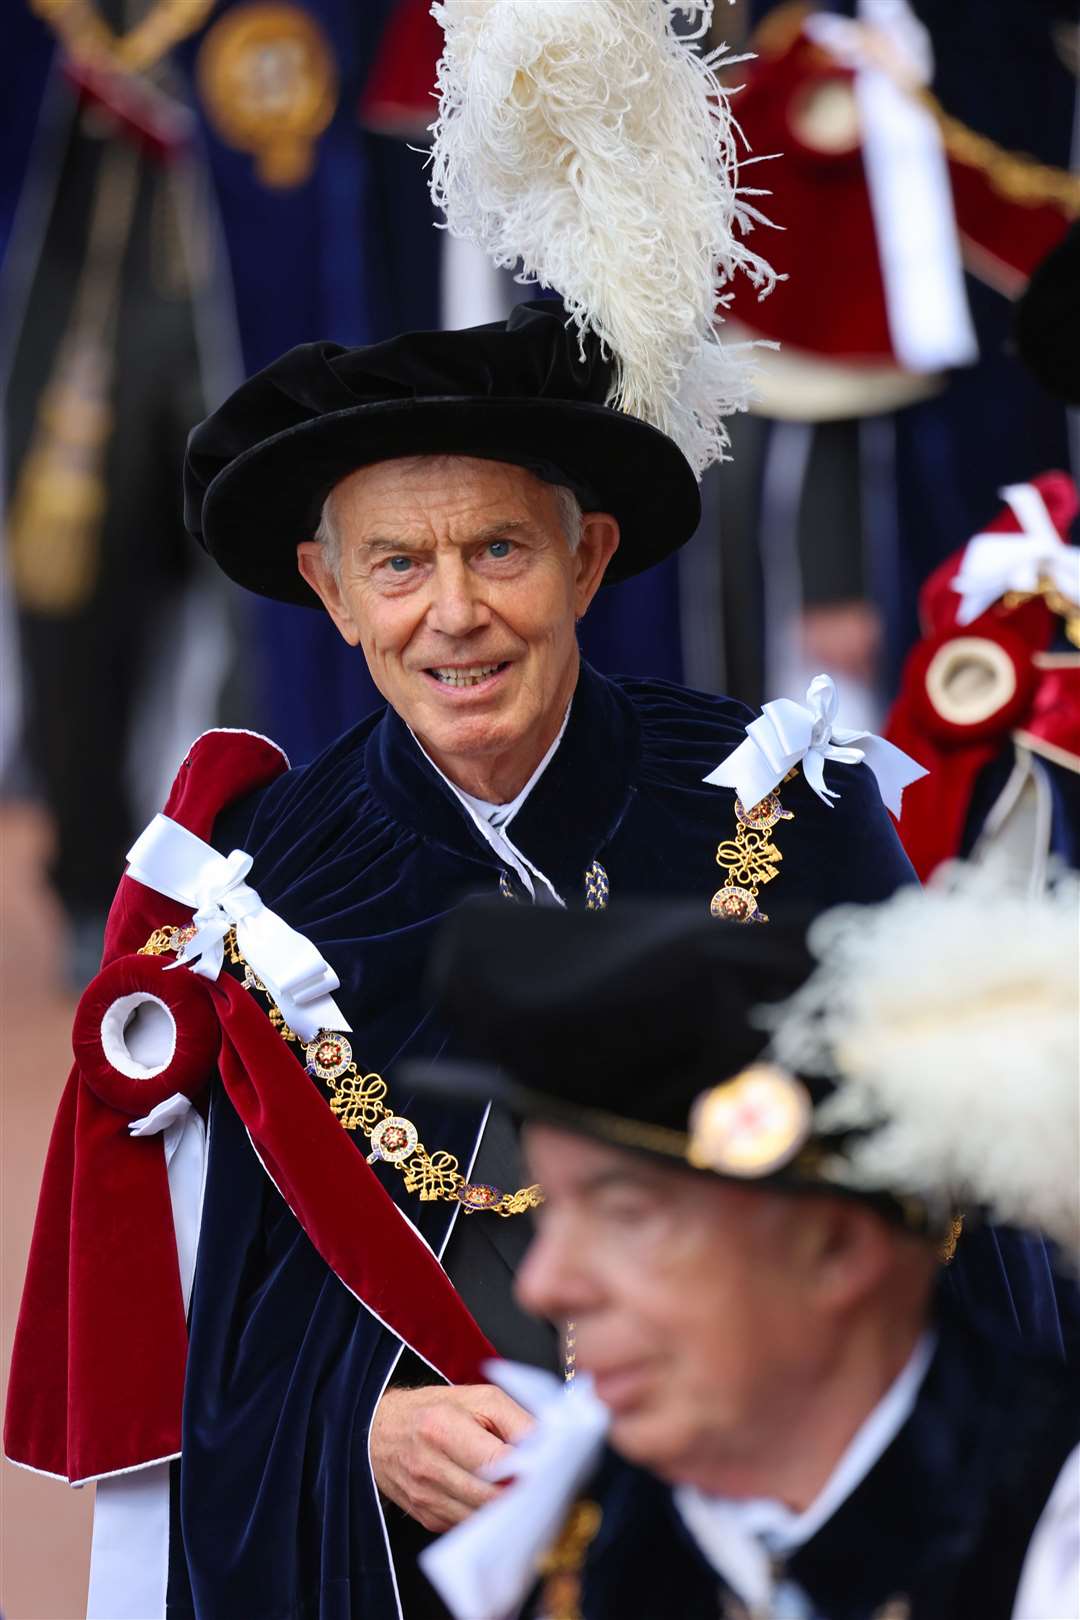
[138,924,544,1218]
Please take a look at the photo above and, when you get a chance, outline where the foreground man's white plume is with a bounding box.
[769,866,1080,1264]
[428,0,778,474]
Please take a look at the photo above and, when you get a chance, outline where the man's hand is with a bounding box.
[370,1383,534,1533]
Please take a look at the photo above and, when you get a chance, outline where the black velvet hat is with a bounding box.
[403,900,945,1236]
[184,300,702,608]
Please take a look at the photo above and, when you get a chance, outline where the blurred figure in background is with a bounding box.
[2,0,242,984]
[682,0,1079,722]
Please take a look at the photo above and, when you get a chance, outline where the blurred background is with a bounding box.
[1,0,1077,1613]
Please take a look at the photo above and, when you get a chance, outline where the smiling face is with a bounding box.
[296,456,619,801]
[515,1126,934,1499]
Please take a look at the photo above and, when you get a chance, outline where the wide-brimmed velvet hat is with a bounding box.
[401,899,943,1235]
[183,300,702,608]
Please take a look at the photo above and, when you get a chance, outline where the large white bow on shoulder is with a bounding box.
[704,674,927,815]
[126,814,350,1042]
[420,1363,610,1620]
[951,483,1080,627]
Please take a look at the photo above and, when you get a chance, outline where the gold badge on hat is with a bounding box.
[196,2,339,188]
[687,1064,812,1178]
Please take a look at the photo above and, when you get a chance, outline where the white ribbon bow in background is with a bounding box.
[951,483,1080,627]
[803,0,977,375]
[420,1363,611,1620]
[704,674,927,815]
[126,814,350,1042]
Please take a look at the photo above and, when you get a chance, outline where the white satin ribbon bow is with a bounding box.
[803,0,977,374]
[951,483,1080,628]
[704,674,927,815]
[420,1363,611,1620]
[125,813,350,1042]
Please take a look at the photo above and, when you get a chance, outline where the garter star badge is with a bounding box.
[687,1064,812,1178]
[196,2,338,188]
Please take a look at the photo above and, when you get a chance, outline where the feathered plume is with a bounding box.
[428,0,778,475]
[768,865,1080,1262]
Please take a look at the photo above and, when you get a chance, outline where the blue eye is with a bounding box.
[387,556,413,573]
[487,540,513,559]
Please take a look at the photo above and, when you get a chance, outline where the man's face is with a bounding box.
[297,457,618,791]
[515,1127,844,1490]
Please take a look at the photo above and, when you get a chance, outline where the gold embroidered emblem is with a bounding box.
[139,925,543,1217]
[196,3,339,188]
[711,777,795,923]
[536,1500,602,1620]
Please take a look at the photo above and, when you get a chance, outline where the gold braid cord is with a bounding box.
[710,770,797,924]
[138,925,543,1218]
[1004,582,1080,650]
[927,96,1080,217]
[535,1501,603,1620]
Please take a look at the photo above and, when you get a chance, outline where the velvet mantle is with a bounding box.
[163,664,921,1618]
[3,729,494,1489]
[167,665,1074,1619]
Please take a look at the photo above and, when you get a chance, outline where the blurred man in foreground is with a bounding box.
[416,876,1079,1620]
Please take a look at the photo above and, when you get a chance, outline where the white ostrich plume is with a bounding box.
[768,865,1080,1262]
[428,0,778,475]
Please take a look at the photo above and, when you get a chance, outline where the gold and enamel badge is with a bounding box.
[305,1032,353,1080]
[687,1063,812,1178]
[710,783,795,924]
[367,1115,420,1166]
[196,3,339,187]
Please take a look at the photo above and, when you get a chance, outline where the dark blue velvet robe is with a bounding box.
[165,664,1073,1619]
[530,1294,1080,1620]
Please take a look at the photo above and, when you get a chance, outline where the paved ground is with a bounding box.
[2,803,93,1620]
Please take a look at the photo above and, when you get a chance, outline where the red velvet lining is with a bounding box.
[72,953,220,1115]
[886,473,1080,879]
[5,732,286,1483]
[6,728,491,1483]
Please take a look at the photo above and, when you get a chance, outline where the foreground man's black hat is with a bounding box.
[409,873,1080,1255]
[407,898,935,1229]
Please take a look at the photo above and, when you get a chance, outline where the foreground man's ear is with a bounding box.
[297,541,363,647]
[798,1198,934,1318]
[573,514,621,619]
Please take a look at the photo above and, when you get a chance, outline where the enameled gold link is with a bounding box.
[138,925,543,1219]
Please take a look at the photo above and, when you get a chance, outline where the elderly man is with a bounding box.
[415,883,1080,1620]
[5,305,1067,1620]
[4,299,924,1615]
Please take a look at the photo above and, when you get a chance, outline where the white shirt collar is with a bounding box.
[451,705,572,830]
[409,702,572,902]
[675,1331,937,1610]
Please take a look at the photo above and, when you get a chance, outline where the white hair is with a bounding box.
[314,468,583,579]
